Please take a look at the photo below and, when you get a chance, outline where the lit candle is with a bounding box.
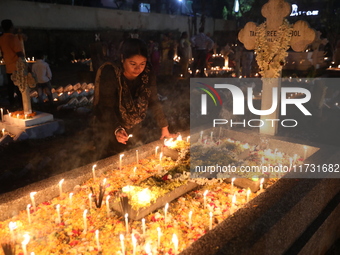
[132,233,137,255]
[88,193,92,209]
[260,178,264,191]
[69,193,73,206]
[155,146,159,156]
[246,188,251,202]
[157,227,161,247]
[289,157,293,170]
[159,152,163,165]
[303,145,307,160]
[56,204,61,224]
[83,209,88,234]
[136,150,139,164]
[26,204,31,225]
[128,134,133,139]
[172,233,179,254]
[210,131,213,140]
[133,166,137,176]
[30,192,37,212]
[58,179,64,197]
[200,131,203,140]
[164,203,169,223]
[2,128,4,136]
[0,108,3,122]
[188,210,193,228]
[95,229,101,251]
[106,195,110,217]
[92,164,97,180]
[142,218,146,235]
[9,222,16,241]
[203,190,208,209]
[120,234,125,255]
[231,177,236,189]
[24,114,27,119]
[16,113,19,118]
[209,211,213,230]
[22,233,30,255]
[186,136,190,142]
[125,213,129,233]
[119,154,124,170]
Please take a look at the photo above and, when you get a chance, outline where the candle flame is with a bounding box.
[9,221,17,230]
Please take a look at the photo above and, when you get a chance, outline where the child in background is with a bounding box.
[32,50,53,110]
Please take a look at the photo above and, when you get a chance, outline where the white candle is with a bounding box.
[30,192,37,212]
[120,234,125,255]
[106,195,110,217]
[26,204,31,225]
[246,188,251,202]
[188,210,193,228]
[186,136,190,142]
[155,146,159,156]
[136,150,139,164]
[24,114,27,119]
[119,154,124,170]
[260,178,264,191]
[95,229,101,251]
[203,190,208,209]
[132,233,137,255]
[210,131,213,140]
[56,204,61,224]
[0,108,3,122]
[16,113,19,118]
[157,227,161,247]
[2,128,4,136]
[92,164,97,180]
[209,211,213,230]
[88,193,92,209]
[303,145,307,160]
[133,166,137,176]
[159,152,163,165]
[83,209,88,234]
[9,222,16,241]
[125,213,129,233]
[142,218,146,235]
[231,177,236,189]
[69,193,73,206]
[172,233,179,254]
[22,233,30,255]
[58,179,64,197]
[164,203,169,223]
[200,131,203,140]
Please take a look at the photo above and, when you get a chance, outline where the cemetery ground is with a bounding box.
[0,64,340,196]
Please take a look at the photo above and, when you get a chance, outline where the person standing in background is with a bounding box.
[0,19,25,110]
[191,27,214,77]
[32,50,53,111]
[178,31,191,77]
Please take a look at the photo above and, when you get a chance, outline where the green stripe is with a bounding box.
[199,88,217,106]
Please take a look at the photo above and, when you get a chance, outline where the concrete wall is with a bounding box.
[0,0,235,33]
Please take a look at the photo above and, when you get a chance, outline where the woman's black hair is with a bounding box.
[120,38,148,61]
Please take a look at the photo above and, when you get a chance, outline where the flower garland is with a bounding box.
[255,19,293,78]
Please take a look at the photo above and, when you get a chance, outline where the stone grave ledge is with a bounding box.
[0,131,190,221]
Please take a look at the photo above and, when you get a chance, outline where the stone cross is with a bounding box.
[11,58,36,114]
[238,0,315,135]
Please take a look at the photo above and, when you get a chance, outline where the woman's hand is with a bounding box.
[160,126,176,140]
[115,128,129,144]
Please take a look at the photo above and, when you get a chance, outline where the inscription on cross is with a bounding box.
[237,0,315,135]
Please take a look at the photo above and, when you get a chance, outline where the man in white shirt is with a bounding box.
[32,51,53,109]
[191,27,214,77]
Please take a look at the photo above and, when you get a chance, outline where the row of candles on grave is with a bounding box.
[199,130,308,161]
[10,174,257,255]
[6,135,187,254]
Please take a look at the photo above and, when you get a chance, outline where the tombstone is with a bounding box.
[11,58,35,114]
[238,0,315,135]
